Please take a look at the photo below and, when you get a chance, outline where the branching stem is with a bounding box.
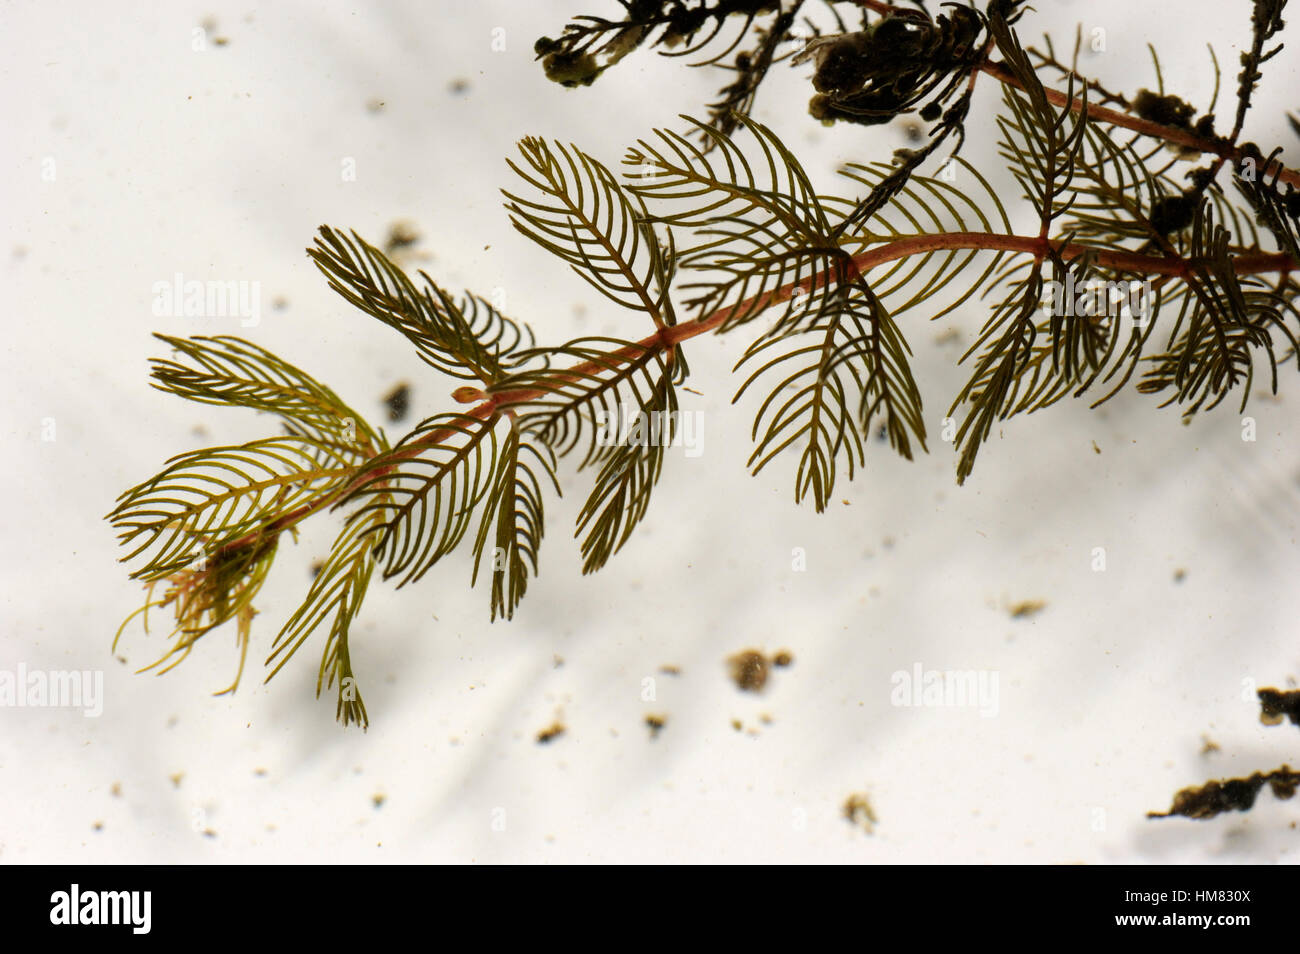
[204,227,1294,563]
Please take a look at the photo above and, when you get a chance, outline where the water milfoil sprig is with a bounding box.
[110,5,1300,727]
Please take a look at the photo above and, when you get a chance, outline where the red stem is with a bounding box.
[977,61,1300,189]
[206,228,1294,563]
[480,233,1294,410]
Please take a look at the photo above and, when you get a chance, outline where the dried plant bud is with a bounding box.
[451,385,485,404]
[1149,194,1198,235]
[542,50,602,87]
[803,7,987,129]
[1133,89,1197,130]
[809,32,874,94]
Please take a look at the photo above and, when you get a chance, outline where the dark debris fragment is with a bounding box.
[536,722,566,744]
[382,382,410,423]
[1258,687,1300,727]
[728,650,769,692]
[1148,766,1299,819]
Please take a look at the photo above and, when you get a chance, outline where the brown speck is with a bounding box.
[536,722,566,744]
[169,773,184,789]
[213,35,229,46]
[202,828,218,838]
[843,792,877,833]
[384,220,420,254]
[730,719,743,731]
[92,821,103,832]
[1200,735,1220,755]
[372,793,386,809]
[1009,599,1046,619]
[553,654,564,668]
[759,713,774,725]
[772,650,794,668]
[366,98,386,113]
[449,78,470,95]
[728,650,769,692]
[382,382,410,423]
[272,295,288,311]
[645,714,667,738]
[253,768,268,777]
[659,664,681,676]
[310,559,324,578]
[1092,440,1101,454]
[1173,567,1187,583]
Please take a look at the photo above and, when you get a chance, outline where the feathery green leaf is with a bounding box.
[504,138,677,328]
[472,423,561,616]
[310,226,536,383]
[339,412,500,588]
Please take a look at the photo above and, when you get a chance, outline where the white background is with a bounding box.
[3,0,1299,863]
